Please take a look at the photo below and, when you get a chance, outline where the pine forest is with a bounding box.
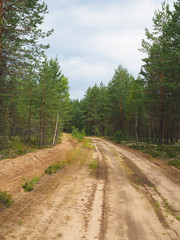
[0,0,179,158]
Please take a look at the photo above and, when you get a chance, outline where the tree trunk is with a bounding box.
[135,108,138,141]
[159,71,164,144]
[27,87,32,142]
[0,0,3,68]
[53,112,59,145]
[40,81,45,146]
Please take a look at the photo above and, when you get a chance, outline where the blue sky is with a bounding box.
[42,0,174,99]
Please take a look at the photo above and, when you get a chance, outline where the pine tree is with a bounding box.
[106,65,133,138]
[0,0,52,136]
[140,1,179,143]
[38,58,70,146]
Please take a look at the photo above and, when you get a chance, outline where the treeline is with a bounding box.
[70,1,180,144]
[0,0,179,150]
[0,0,70,148]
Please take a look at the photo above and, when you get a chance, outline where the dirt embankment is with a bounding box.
[0,135,75,196]
[0,136,180,240]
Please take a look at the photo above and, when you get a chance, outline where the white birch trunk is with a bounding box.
[53,112,59,145]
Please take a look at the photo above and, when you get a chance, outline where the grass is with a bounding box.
[89,159,98,170]
[161,197,180,220]
[18,221,22,226]
[45,162,65,174]
[83,138,95,149]
[45,142,93,175]
[22,176,40,192]
[0,191,14,209]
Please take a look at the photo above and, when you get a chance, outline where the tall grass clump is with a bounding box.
[71,127,85,142]
[22,177,40,192]
[45,162,65,174]
[0,191,14,209]
[89,159,98,170]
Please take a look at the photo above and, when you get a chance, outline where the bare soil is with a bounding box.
[0,136,180,240]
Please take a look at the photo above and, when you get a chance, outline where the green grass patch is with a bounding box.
[22,176,40,192]
[89,159,98,170]
[45,162,65,175]
[83,138,95,149]
[0,191,14,209]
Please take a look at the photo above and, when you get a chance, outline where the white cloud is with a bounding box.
[61,57,115,88]
[43,0,174,99]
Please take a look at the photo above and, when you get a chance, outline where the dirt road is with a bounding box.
[0,137,180,240]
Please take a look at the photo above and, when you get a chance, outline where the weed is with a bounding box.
[45,162,64,175]
[22,177,40,192]
[89,159,98,170]
[155,202,160,208]
[18,221,22,226]
[0,191,14,209]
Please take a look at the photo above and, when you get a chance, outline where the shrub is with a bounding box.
[143,149,160,157]
[168,160,180,166]
[83,139,95,149]
[71,127,85,142]
[128,143,179,161]
[22,177,40,192]
[0,136,10,150]
[167,151,176,158]
[45,162,64,175]
[168,155,180,166]
[113,130,122,143]
[94,127,100,136]
[0,191,14,209]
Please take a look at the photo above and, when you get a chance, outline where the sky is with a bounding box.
[42,0,174,100]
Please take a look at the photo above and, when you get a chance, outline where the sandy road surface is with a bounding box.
[0,137,180,240]
[92,138,180,240]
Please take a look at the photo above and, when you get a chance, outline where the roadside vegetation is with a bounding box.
[127,142,180,166]
[71,127,85,142]
[0,135,62,161]
[22,177,40,192]
[83,138,95,150]
[0,136,38,160]
[45,162,65,175]
[21,137,95,192]
[89,159,98,170]
[0,191,14,209]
